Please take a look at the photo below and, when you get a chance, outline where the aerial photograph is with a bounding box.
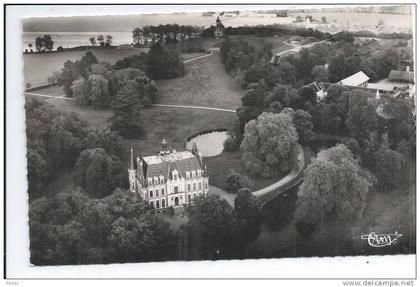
[20,4,415,268]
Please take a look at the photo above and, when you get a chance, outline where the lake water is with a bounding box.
[186,131,228,157]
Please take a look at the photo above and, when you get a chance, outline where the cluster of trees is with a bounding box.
[224,170,255,193]
[114,43,185,80]
[295,144,375,236]
[132,24,200,46]
[352,30,412,40]
[57,44,184,138]
[34,34,54,52]
[29,189,176,265]
[178,192,261,260]
[26,99,127,197]
[293,87,415,235]
[222,36,405,139]
[202,24,329,39]
[89,35,113,47]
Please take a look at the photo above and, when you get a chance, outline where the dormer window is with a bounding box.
[159,175,164,184]
[148,177,153,186]
[153,176,159,185]
[197,170,201,178]
[186,171,190,180]
[191,171,196,179]
[172,170,178,181]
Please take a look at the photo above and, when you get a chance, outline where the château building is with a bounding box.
[128,139,209,210]
[214,16,224,37]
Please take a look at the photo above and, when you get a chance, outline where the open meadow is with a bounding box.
[156,52,243,109]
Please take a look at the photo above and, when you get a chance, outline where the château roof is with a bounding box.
[142,151,202,182]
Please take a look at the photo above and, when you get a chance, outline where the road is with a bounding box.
[273,39,327,57]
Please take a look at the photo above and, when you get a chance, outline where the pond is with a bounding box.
[186,131,228,157]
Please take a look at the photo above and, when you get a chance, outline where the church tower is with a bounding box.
[214,15,224,38]
[128,145,137,192]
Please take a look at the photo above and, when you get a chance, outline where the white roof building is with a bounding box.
[340,71,370,87]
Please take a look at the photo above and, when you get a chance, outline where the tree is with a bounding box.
[373,133,407,191]
[224,170,255,193]
[108,216,176,262]
[60,60,79,97]
[234,188,262,243]
[329,53,346,83]
[29,188,176,265]
[35,37,44,52]
[97,35,105,47]
[109,83,148,138]
[71,77,90,106]
[295,144,375,235]
[182,195,240,260]
[132,27,143,46]
[89,37,96,47]
[293,109,314,145]
[311,65,329,82]
[241,112,299,177]
[29,189,90,265]
[84,127,125,159]
[26,147,50,194]
[43,35,54,51]
[113,53,147,71]
[345,90,379,143]
[105,35,113,47]
[88,74,111,109]
[274,61,297,86]
[146,42,185,79]
[25,99,89,191]
[74,148,126,198]
[79,51,98,78]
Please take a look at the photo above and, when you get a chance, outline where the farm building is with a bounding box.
[388,68,415,84]
[340,71,370,87]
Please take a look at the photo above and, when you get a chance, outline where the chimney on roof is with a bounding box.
[160,138,170,155]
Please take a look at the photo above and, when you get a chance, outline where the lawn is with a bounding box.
[205,150,280,191]
[155,52,243,110]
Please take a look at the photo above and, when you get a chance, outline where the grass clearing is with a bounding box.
[156,53,243,109]
[205,150,280,191]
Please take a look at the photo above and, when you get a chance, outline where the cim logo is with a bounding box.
[360,232,403,248]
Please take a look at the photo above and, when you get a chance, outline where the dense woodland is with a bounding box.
[219,34,415,236]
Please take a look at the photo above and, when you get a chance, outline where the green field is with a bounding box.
[156,53,243,110]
